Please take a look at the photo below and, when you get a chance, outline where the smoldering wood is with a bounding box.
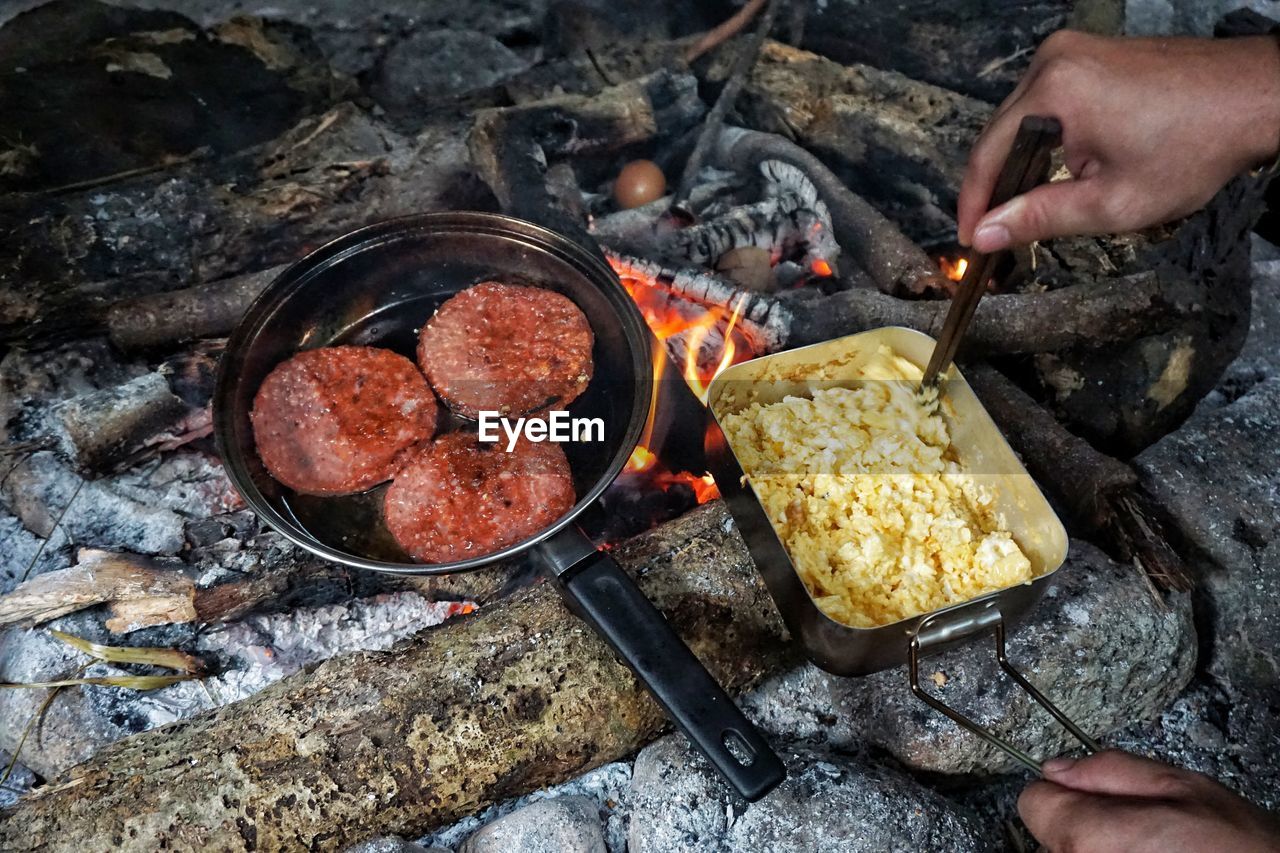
[0,103,482,346]
[966,364,1189,592]
[0,503,795,850]
[468,70,705,244]
[16,346,220,478]
[666,160,838,274]
[606,251,793,352]
[710,127,948,296]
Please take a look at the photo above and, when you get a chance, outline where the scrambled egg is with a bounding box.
[719,345,1032,628]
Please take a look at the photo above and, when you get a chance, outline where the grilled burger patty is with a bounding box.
[251,346,438,495]
[384,431,576,563]
[417,281,594,418]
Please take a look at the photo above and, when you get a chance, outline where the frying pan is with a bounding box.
[705,327,1099,772]
[214,211,785,801]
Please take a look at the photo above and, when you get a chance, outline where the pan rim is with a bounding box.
[213,211,652,575]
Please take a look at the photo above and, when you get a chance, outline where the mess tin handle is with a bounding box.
[539,526,786,801]
[908,608,1101,775]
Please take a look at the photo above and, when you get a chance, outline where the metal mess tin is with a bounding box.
[706,327,1098,772]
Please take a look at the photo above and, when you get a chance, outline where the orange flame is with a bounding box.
[939,256,969,281]
[613,258,751,502]
[811,258,833,278]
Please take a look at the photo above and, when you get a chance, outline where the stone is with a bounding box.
[343,837,442,853]
[1212,256,1280,402]
[741,540,1196,774]
[460,795,606,853]
[372,29,529,112]
[627,736,989,853]
[1136,377,1280,692]
[419,760,632,852]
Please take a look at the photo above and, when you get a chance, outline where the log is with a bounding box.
[0,103,481,346]
[0,502,795,850]
[106,265,287,350]
[966,364,1189,592]
[0,549,195,632]
[782,270,1181,353]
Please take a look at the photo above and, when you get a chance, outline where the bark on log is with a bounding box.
[0,502,795,851]
[0,103,481,345]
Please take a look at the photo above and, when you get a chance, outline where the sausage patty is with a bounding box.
[384,431,576,563]
[251,346,437,495]
[417,281,594,418]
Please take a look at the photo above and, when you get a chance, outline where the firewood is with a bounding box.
[673,0,783,206]
[782,269,1178,353]
[0,550,195,631]
[468,70,706,247]
[106,265,286,350]
[965,364,1190,593]
[0,503,794,850]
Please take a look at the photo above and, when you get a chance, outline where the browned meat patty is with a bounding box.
[251,346,438,496]
[417,281,594,418]
[384,431,576,563]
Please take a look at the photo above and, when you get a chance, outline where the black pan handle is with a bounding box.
[540,528,785,801]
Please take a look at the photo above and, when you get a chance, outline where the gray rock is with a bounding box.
[742,540,1196,774]
[1137,377,1280,692]
[460,795,605,853]
[420,760,632,852]
[627,736,990,853]
[372,29,529,111]
[1211,256,1280,402]
[343,837,440,853]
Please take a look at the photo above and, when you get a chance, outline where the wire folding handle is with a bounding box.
[908,618,1101,775]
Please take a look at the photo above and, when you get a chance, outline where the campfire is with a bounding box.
[0,0,1276,850]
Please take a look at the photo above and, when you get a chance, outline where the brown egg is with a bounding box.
[613,159,666,209]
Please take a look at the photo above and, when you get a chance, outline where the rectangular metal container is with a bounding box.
[705,327,1069,676]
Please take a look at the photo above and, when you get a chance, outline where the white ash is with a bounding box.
[0,509,69,594]
[0,339,147,444]
[0,449,238,560]
[0,750,35,809]
[419,761,633,852]
[148,591,474,722]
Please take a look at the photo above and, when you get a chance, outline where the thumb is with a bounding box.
[970,176,1109,252]
[1041,750,1198,800]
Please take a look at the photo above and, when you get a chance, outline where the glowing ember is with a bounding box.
[939,255,969,281]
[811,258,833,278]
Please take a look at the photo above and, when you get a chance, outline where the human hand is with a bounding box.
[1019,750,1280,852]
[958,30,1280,253]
